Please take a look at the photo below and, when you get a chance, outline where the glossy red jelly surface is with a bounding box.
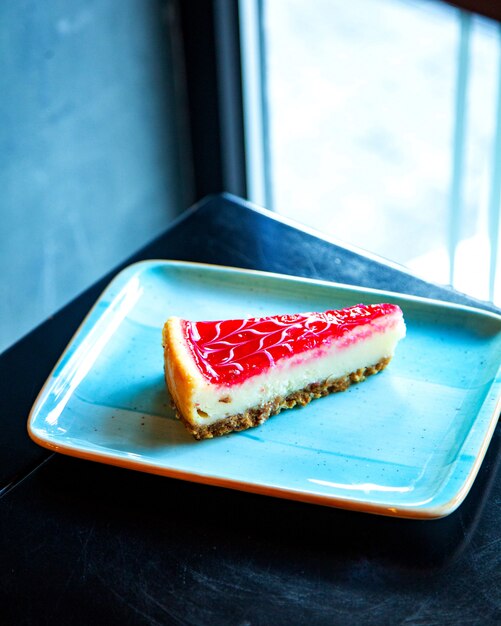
[183,303,401,385]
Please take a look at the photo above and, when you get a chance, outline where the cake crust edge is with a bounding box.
[162,318,200,423]
[169,356,391,440]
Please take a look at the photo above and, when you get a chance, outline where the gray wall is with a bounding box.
[0,0,191,352]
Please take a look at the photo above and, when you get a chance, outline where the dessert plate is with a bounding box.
[28,261,501,518]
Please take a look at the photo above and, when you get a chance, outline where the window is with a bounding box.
[241,0,501,306]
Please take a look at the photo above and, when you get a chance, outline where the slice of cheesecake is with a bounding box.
[162,303,406,439]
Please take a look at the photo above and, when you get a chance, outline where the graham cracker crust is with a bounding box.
[172,356,392,440]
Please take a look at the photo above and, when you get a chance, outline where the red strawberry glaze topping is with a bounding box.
[182,303,401,385]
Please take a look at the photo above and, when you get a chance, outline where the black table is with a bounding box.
[2,194,500,625]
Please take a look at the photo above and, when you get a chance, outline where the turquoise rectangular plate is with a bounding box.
[28,261,501,518]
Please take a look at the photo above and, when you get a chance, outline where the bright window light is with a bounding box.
[242,0,501,306]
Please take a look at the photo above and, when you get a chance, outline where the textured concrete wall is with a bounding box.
[0,0,190,352]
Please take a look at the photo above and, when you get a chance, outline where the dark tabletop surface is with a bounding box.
[1,193,500,625]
